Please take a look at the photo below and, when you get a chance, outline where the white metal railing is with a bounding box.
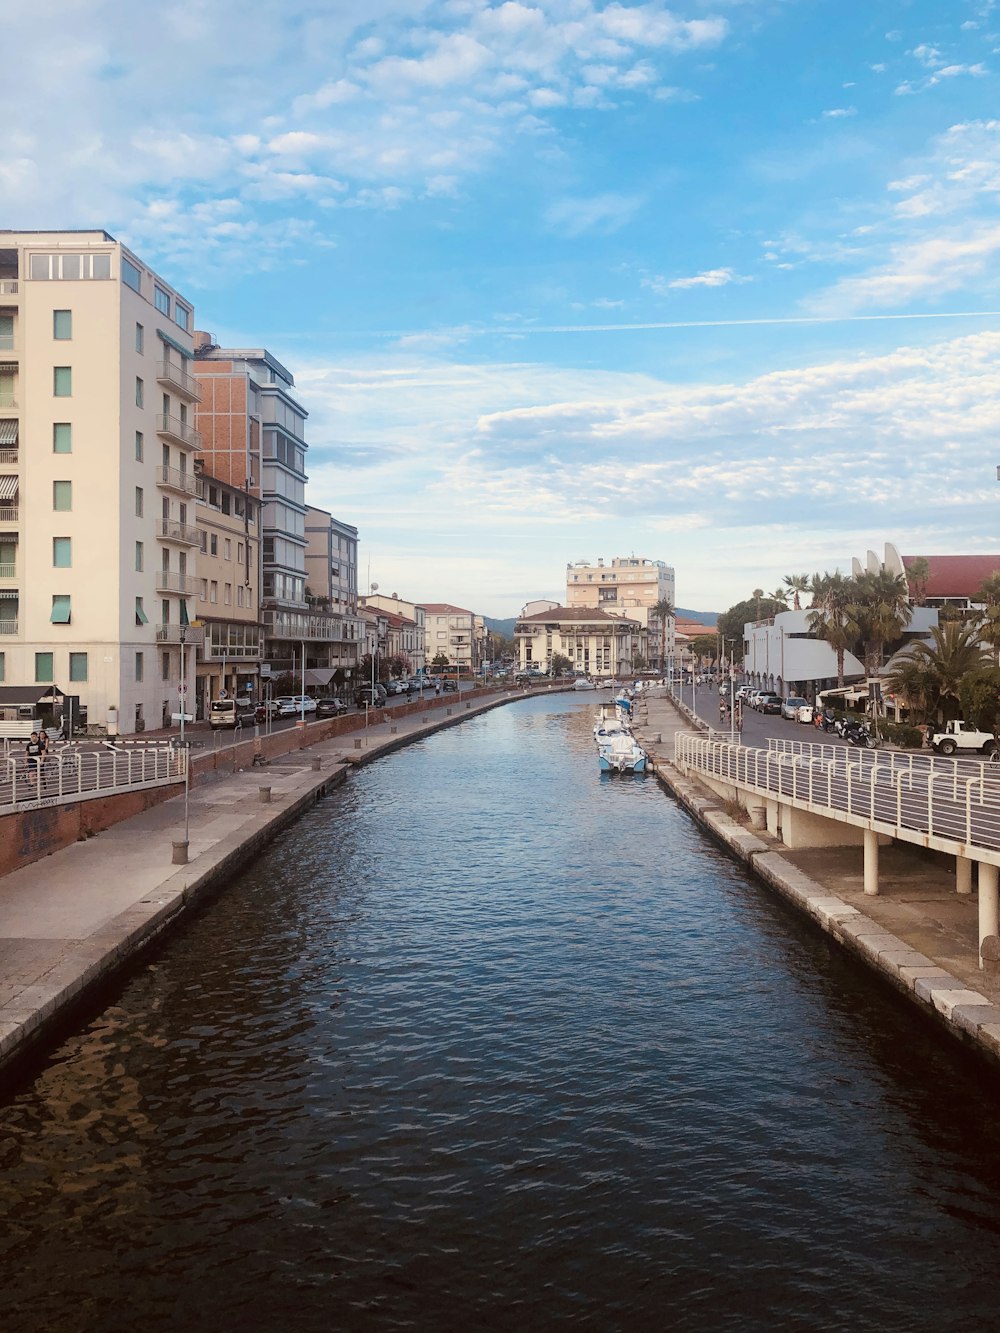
[0,448,17,465]
[158,517,199,545]
[155,569,198,595]
[0,395,16,410]
[155,623,204,643]
[156,464,200,496]
[0,280,18,296]
[765,735,1000,783]
[156,413,201,449]
[155,360,202,401]
[675,731,1000,858]
[0,506,18,523]
[0,562,15,578]
[0,333,14,351]
[0,619,17,634]
[1,743,186,811]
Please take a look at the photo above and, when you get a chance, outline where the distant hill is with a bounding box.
[485,616,517,638]
[677,607,718,626]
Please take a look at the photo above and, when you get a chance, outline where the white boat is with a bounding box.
[573,676,596,690]
[597,733,648,773]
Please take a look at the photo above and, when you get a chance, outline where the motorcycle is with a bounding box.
[842,719,876,748]
[819,709,839,733]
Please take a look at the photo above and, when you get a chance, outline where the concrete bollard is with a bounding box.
[258,786,272,804]
[172,840,189,865]
[446,708,453,716]
[390,725,397,735]
[354,738,362,750]
[466,702,471,710]
[310,756,322,771]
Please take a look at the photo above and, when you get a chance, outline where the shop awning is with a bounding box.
[0,476,18,500]
[303,668,336,686]
[0,420,17,445]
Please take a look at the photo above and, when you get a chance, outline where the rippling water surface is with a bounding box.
[3,693,1000,1332]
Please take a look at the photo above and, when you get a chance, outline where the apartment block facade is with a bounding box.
[303,505,363,679]
[0,229,200,733]
[514,605,642,679]
[423,603,486,673]
[566,556,675,668]
[361,592,426,675]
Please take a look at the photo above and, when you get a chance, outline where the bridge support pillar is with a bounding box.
[749,803,766,830]
[765,799,780,838]
[956,855,973,896]
[979,863,999,969]
[863,828,879,896]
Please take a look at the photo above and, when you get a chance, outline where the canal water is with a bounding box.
[2,692,1000,1332]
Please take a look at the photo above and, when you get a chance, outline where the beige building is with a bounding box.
[361,592,426,674]
[303,505,363,681]
[0,229,199,733]
[423,603,486,674]
[193,469,262,714]
[515,605,642,679]
[566,556,675,669]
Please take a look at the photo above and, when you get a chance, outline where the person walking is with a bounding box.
[24,732,43,791]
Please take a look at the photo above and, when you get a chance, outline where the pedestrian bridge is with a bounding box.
[1,742,187,814]
[674,731,1000,963]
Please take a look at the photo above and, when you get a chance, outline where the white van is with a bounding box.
[209,698,256,729]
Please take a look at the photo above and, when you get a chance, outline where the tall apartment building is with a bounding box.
[0,230,200,733]
[304,505,363,680]
[423,603,486,674]
[565,556,675,668]
[360,592,426,675]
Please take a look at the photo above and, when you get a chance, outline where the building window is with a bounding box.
[224,583,231,606]
[53,310,72,340]
[154,286,171,317]
[69,651,88,682]
[136,596,148,625]
[53,423,71,454]
[53,480,72,511]
[224,538,231,560]
[210,534,217,556]
[51,595,71,624]
[53,366,72,396]
[35,652,53,683]
[135,430,143,461]
[135,540,143,572]
[0,651,4,682]
[122,256,142,292]
[135,377,143,408]
[162,651,171,681]
[135,651,144,681]
[237,542,244,563]
[236,584,244,608]
[135,323,144,354]
[53,537,71,567]
[199,530,207,553]
[175,303,190,331]
[135,486,143,517]
[161,600,170,624]
[210,581,217,604]
[200,578,207,601]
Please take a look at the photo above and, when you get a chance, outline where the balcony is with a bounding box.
[0,618,17,635]
[156,464,200,497]
[155,570,198,595]
[156,413,201,450]
[264,609,349,642]
[0,561,15,579]
[155,623,204,644]
[157,517,199,546]
[0,448,16,466]
[0,333,14,352]
[0,280,17,297]
[0,395,16,411]
[0,505,17,525]
[156,360,202,402]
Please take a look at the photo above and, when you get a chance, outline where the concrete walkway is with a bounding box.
[0,691,517,1076]
[633,686,1000,1063]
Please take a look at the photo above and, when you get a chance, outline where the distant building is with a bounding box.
[514,605,642,678]
[362,592,426,674]
[424,603,486,673]
[303,505,363,680]
[901,554,1000,610]
[566,556,675,668]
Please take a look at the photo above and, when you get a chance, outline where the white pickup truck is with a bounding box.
[929,719,1000,760]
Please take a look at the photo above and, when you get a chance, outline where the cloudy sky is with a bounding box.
[7,0,1000,614]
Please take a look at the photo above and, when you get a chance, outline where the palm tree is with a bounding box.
[769,587,789,608]
[783,572,811,610]
[883,654,934,724]
[849,569,912,678]
[652,597,674,673]
[753,588,764,622]
[807,572,858,688]
[905,556,931,606]
[887,622,990,723]
[977,573,1000,665]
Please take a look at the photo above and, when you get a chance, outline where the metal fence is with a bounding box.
[1,743,187,811]
[675,731,1000,857]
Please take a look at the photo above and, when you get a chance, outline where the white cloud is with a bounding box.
[544,192,644,237]
[643,266,748,292]
[822,106,857,119]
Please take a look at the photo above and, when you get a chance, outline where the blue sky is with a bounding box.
[6,0,1000,615]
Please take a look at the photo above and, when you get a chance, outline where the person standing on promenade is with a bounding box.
[24,732,43,791]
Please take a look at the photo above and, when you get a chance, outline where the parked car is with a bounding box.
[315,697,348,717]
[276,695,317,718]
[355,685,387,707]
[760,693,782,714]
[210,697,257,729]
[442,678,459,692]
[781,696,812,722]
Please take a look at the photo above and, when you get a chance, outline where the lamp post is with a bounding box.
[300,639,306,727]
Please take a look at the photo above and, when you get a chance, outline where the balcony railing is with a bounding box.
[155,570,198,595]
[156,360,202,402]
[0,280,18,296]
[156,413,201,450]
[0,506,18,524]
[157,517,199,545]
[155,624,204,644]
[0,333,14,351]
[156,464,200,496]
[0,395,16,411]
[0,448,16,466]
[0,619,17,635]
[264,610,351,642]
[0,562,15,579]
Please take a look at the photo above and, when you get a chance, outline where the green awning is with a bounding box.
[51,595,71,624]
[157,328,192,359]
[135,597,148,625]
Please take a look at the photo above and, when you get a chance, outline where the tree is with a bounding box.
[651,597,674,671]
[431,651,450,669]
[806,572,859,688]
[849,569,912,678]
[753,587,764,622]
[690,633,719,663]
[551,652,573,676]
[769,587,789,607]
[959,666,1000,737]
[360,652,389,684]
[905,556,931,606]
[783,572,810,610]
[886,622,988,724]
[716,596,785,659]
[630,653,647,672]
[977,573,1000,664]
[388,654,411,679]
[883,654,934,724]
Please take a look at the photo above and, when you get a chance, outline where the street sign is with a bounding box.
[171,712,194,723]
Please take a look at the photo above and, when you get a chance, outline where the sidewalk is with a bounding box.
[0,691,515,1076]
[633,687,1000,1064]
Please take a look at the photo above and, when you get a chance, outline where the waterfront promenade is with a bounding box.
[634,688,1000,1064]
[0,691,521,1076]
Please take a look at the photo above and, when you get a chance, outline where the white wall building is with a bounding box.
[0,229,198,733]
[566,556,675,668]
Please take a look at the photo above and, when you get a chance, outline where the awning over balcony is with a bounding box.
[303,668,336,686]
[157,328,192,358]
[0,476,17,500]
[0,420,17,445]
